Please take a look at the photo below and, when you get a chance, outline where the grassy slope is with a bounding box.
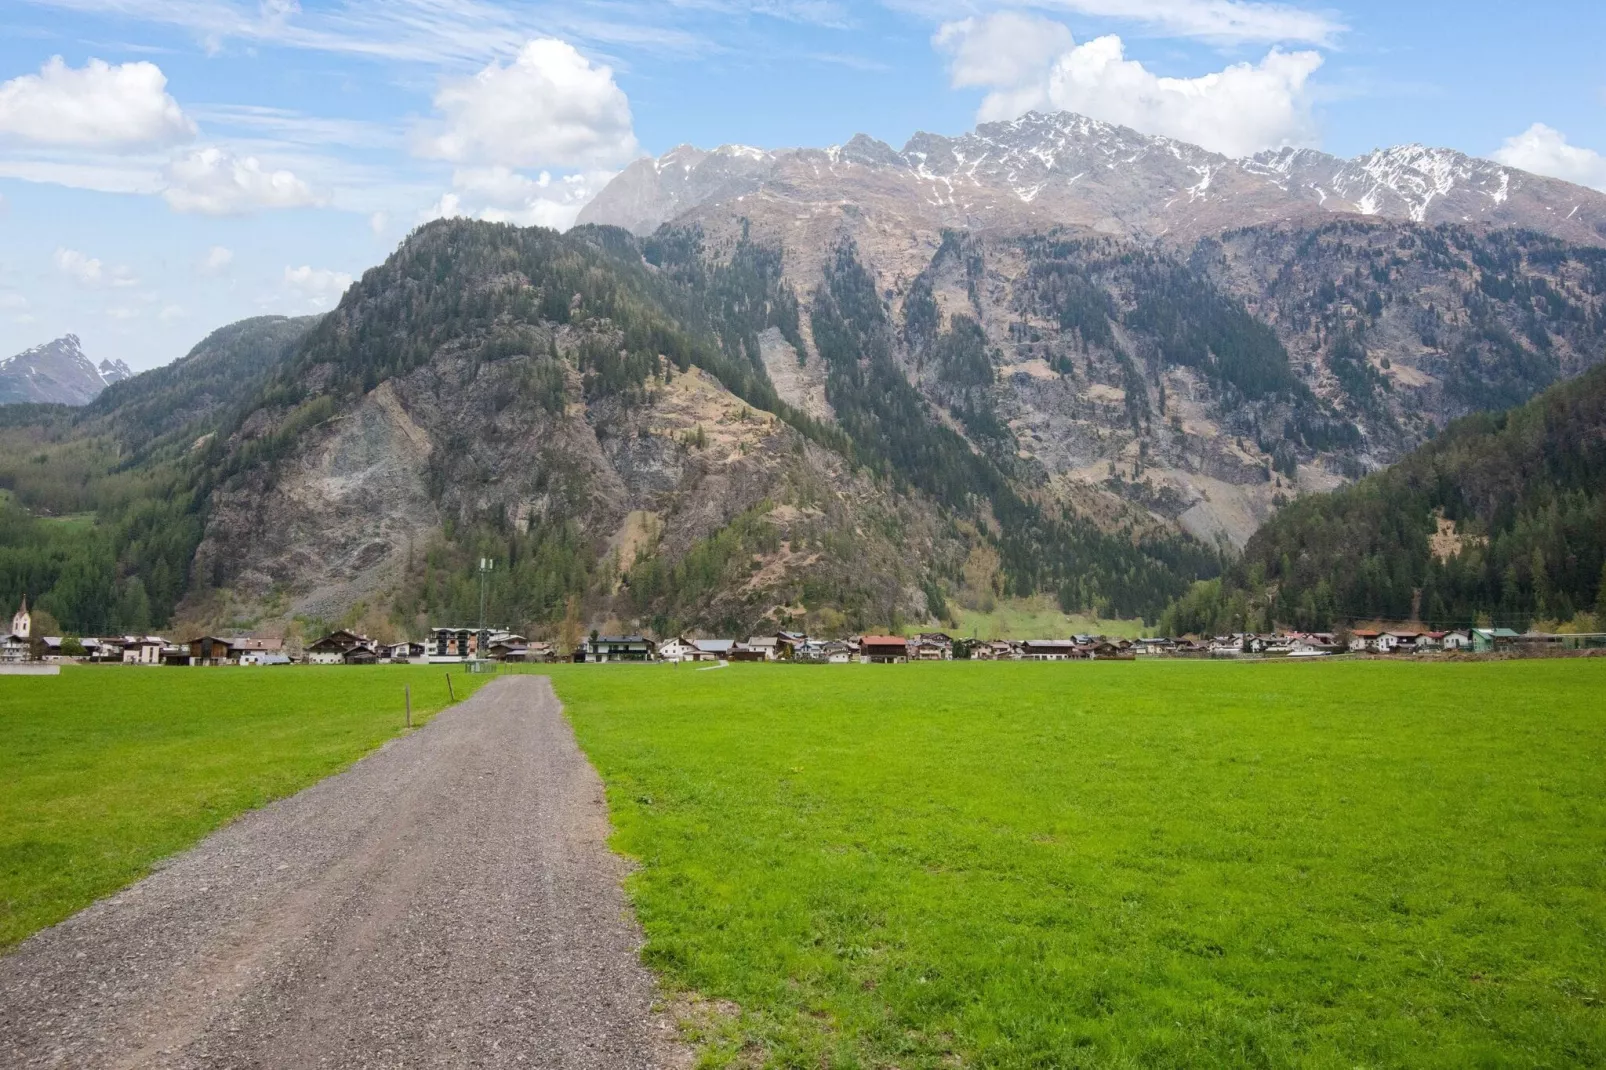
[0,665,489,948]
[550,660,1606,1068]
[941,596,1148,640]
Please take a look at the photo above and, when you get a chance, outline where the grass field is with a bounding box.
[548,660,1606,1068]
[0,664,488,948]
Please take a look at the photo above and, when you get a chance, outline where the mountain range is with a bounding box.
[2,110,1604,639]
[579,111,1606,246]
[0,335,131,406]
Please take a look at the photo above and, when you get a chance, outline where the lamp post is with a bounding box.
[478,557,494,658]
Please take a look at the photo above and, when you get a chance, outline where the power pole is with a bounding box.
[478,557,494,658]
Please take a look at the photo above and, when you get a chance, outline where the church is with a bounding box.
[2,595,32,663]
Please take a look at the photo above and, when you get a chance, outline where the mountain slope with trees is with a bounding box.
[1161,362,1606,635]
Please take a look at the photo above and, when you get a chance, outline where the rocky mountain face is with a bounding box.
[0,335,132,406]
[577,112,1606,549]
[579,111,1606,247]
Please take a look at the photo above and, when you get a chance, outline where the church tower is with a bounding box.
[12,595,30,640]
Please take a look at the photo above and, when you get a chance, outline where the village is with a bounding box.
[2,595,1597,669]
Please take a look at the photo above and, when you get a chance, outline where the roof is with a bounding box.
[234,637,283,651]
[693,639,735,652]
[860,635,909,646]
[596,635,649,643]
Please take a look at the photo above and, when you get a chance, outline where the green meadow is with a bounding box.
[0,665,487,948]
[547,660,1606,1068]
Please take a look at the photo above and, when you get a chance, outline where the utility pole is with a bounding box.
[478,557,494,658]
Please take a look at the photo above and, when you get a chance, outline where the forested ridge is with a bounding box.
[1162,361,1606,635]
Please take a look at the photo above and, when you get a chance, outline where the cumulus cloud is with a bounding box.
[1492,124,1606,192]
[163,147,322,215]
[936,16,1323,157]
[936,13,1075,90]
[0,56,195,150]
[421,166,615,231]
[284,265,353,308]
[199,245,235,275]
[416,38,639,169]
[53,247,137,288]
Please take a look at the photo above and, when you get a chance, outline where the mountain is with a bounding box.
[1162,361,1606,634]
[579,111,1606,247]
[0,221,1218,639]
[0,335,132,406]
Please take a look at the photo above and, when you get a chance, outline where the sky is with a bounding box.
[1,0,1603,372]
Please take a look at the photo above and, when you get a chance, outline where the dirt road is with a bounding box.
[0,676,678,1069]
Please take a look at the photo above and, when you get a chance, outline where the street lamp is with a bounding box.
[478,557,494,657]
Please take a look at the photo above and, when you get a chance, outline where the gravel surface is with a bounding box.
[0,675,682,1069]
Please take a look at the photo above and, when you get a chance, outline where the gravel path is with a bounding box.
[0,675,681,1069]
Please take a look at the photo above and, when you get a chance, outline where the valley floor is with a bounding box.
[551,659,1606,1068]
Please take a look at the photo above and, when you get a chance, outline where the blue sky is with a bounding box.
[1,0,1603,371]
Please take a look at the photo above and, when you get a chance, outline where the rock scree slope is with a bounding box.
[0,676,680,1070]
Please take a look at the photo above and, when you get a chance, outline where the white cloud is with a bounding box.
[159,304,186,322]
[199,245,235,275]
[1492,124,1606,192]
[416,38,639,169]
[369,210,390,235]
[0,293,27,311]
[904,0,1341,45]
[421,166,615,231]
[937,18,1323,157]
[936,14,1075,90]
[284,264,353,308]
[0,56,195,150]
[163,146,322,215]
[59,248,105,285]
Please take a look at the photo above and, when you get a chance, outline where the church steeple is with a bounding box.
[12,595,30,640]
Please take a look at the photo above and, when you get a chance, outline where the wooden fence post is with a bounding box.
[405,684,412,728]
[447,674,455,701]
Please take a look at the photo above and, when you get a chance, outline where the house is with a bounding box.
[1440,629,1474,651]
[1386,631,1422,653]
[121,636,165,665]
[822,640,856,664]
[911,639,949,661]
[1020,640,1078,661]
[307,630,376,664]
[488,639,531,661]
[588,635,653,662]
[728,644,770,663]
[859,635,910,664]
[657,637,698,662]
[774,631,807,657]
[1289,636,1342,657]
[1133,638,1174,656]
[1348,630,1390,653]
[186,636,237,665]
[1472,628,1521,653]
[343,646,380,665]
[386,641,428,662]
[429,626,501,662]
[692,638,736,660]
[1089,641,1134,660]
[744,637,780,661]
[971,640,1016,661]
[526,642,556,663]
